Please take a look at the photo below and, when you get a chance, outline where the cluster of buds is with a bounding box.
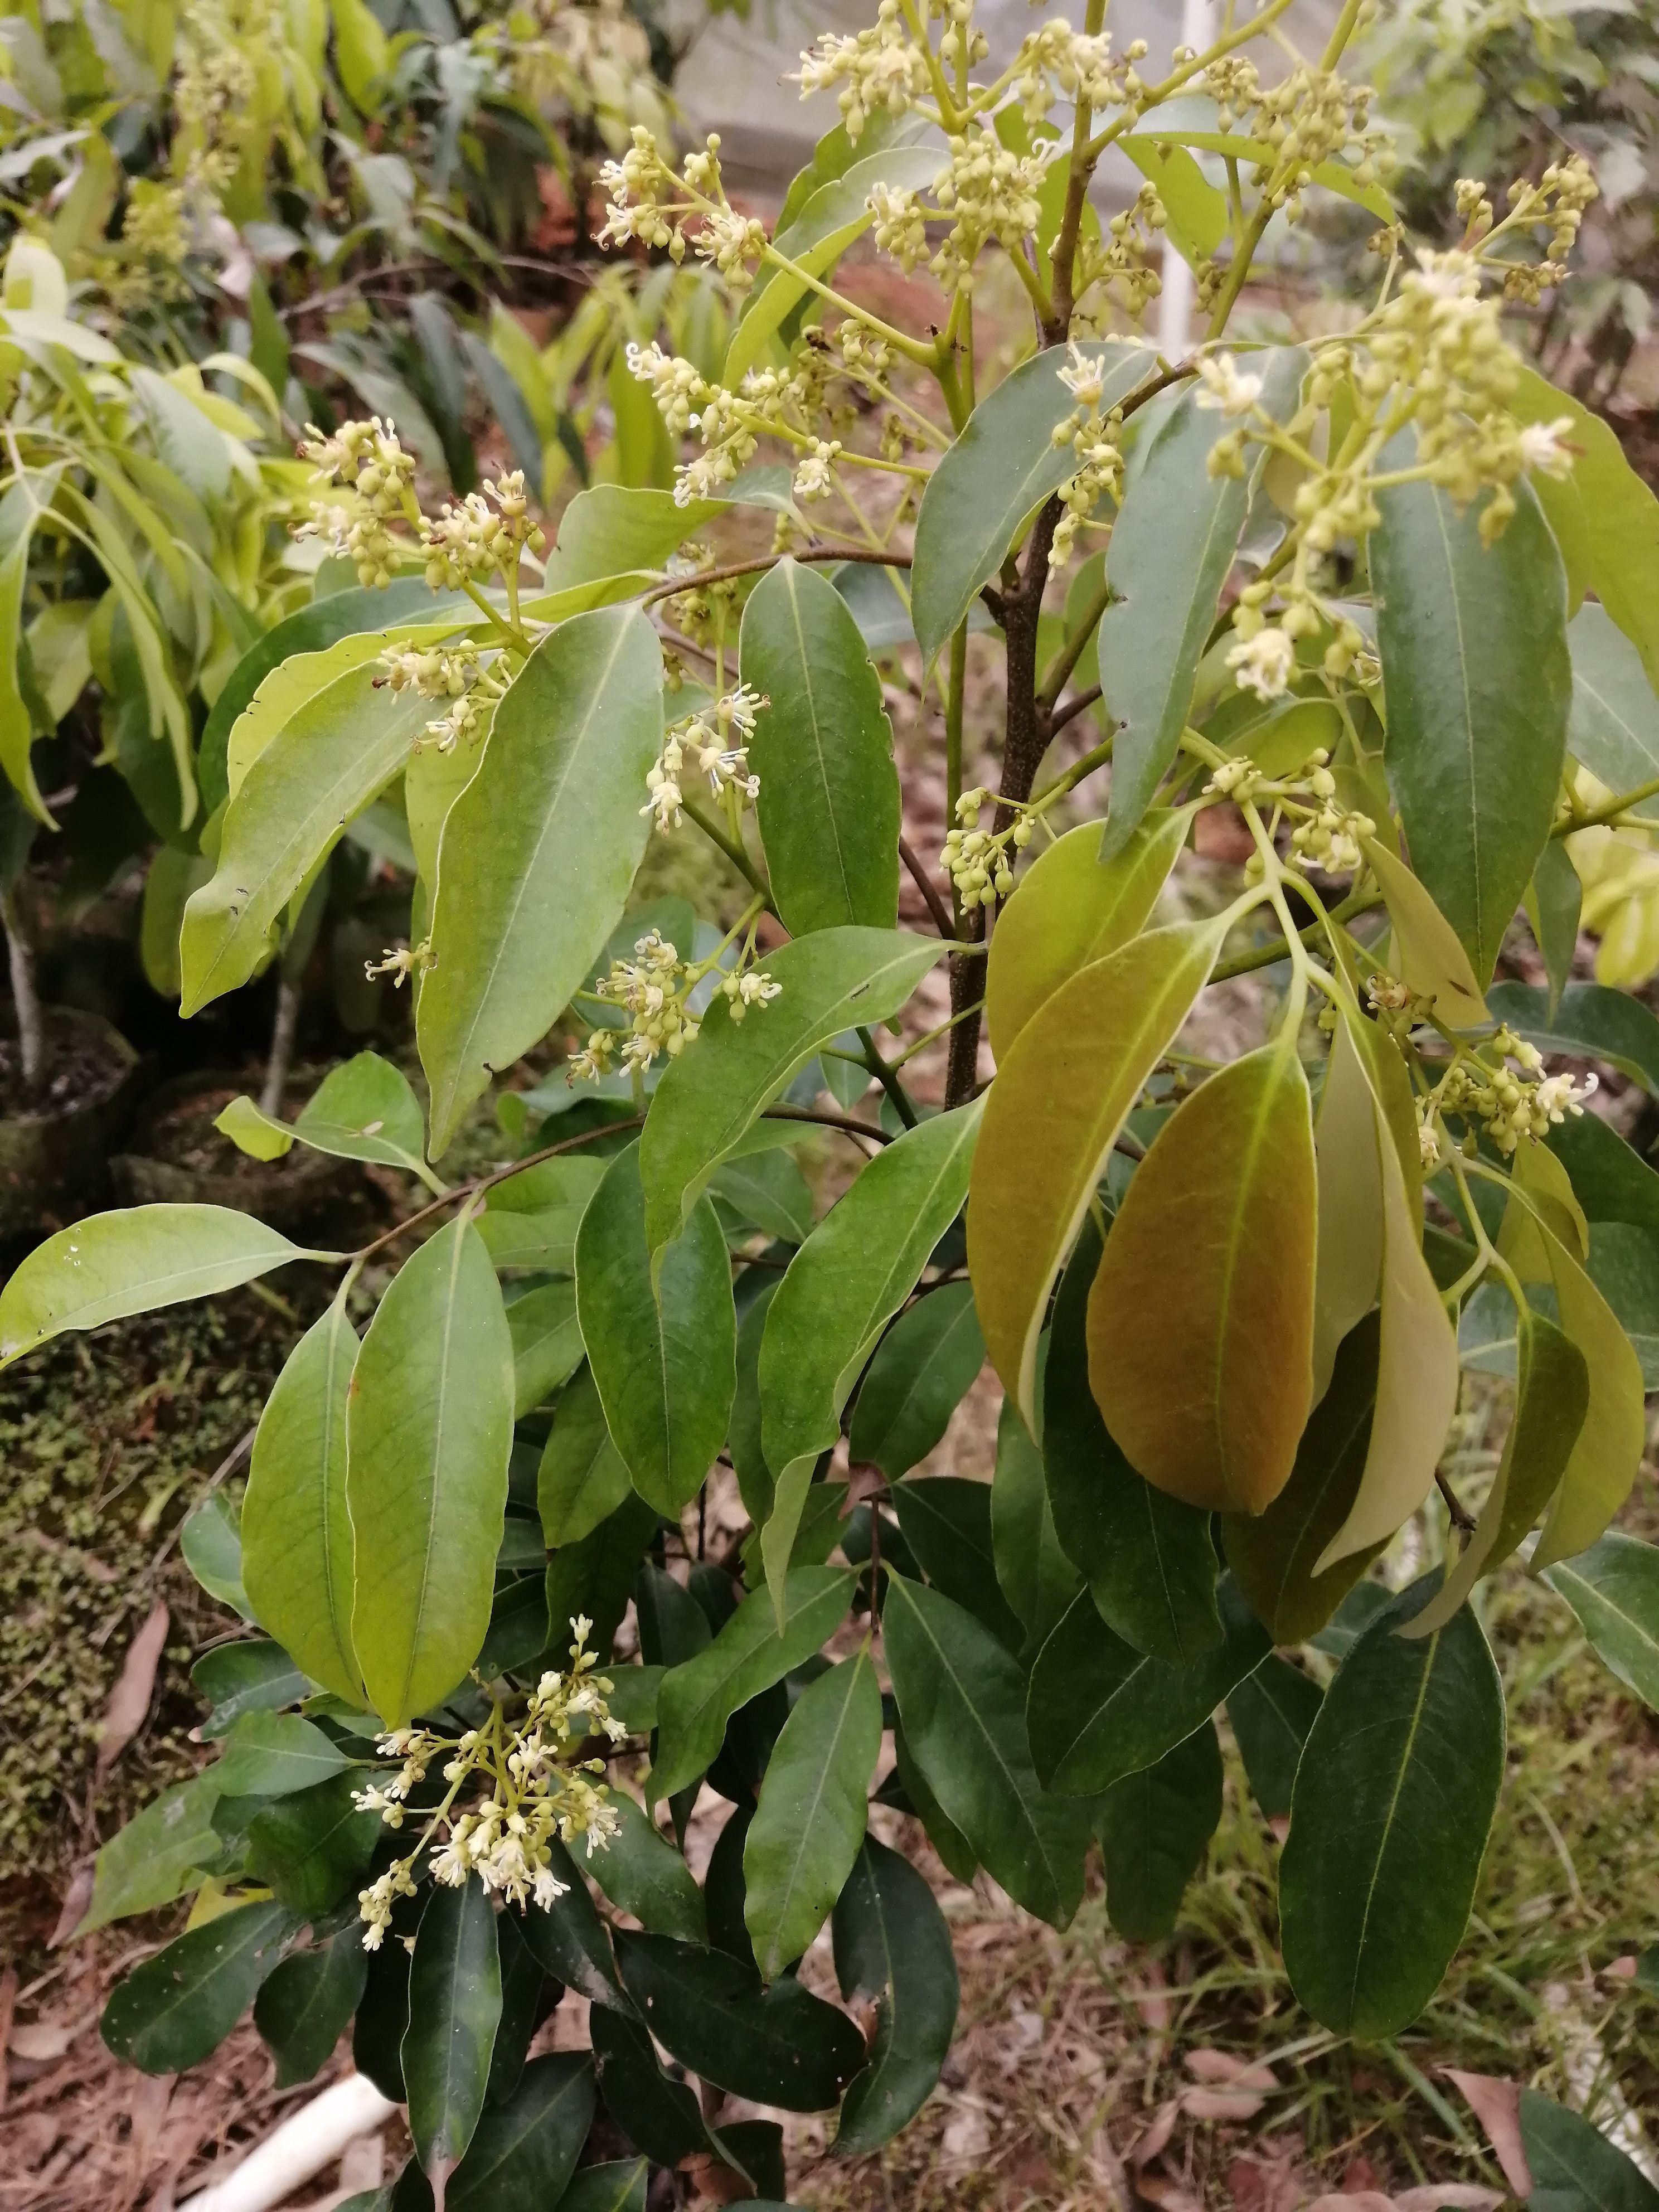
[792,0,933,141]
[598,128,767,287]
[628,341,831,508]
[793,437,843,503]
[1073,182,1167,323]
[1479,157,1599,303]
[572,930,699,1080]
[422,470,545,590]
[1286,752,1375,875]
[642,687,764,835]
[355,1621,623,1947]
[481,0,664,149]
[1012,22,1146,127]
[1365,972,1435,1037]
[297,417,418,588]
[929,128,1047,295]
[942,786,1034,909]
[379,640,500,751]
[1051,343,1129,563]
[1438,1029,1598,1156]
[720,966,782,1022]
[1201,56,1392,222]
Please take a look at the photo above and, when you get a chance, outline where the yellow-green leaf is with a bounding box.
[1360,837,1488,1030]
[1312,1010,1383,1403]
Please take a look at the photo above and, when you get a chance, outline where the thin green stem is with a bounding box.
[857,1025,920,1129]
[681,797,772,903]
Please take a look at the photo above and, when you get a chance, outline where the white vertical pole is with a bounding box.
[1157,0,1216,358]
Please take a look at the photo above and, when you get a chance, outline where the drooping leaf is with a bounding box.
[1528,1212,1648,1569]
[214,1711,352,1796]
[506,1281,586,1418]
[241,1294,365,1707]
[613,1930,866,2111]
[219,1051,433,1182]
[1519,2088,1659,2212]
[589,2005,722,2169]
[180,1492,253,1618]
[246,1772,382,1918]
[848,1282,984,1481]
[587,1792,706,1944]
[347,1215,515,1728]
[555,2160,648,2212]
[1098,351,1306,853]
[81,1773,227,1935]
[1360,835,1490,1030]
[1550,1109,1659,1234]
[1529,836,1583,1021]
[984,811,1190,1060]
[399,2054,598,2212]
[730,1276,780,1527]
[891,1719,977,1883]
[1280,1581,1506,2040]
[639,927,945,1257]
[404,1879,503,2187]
[1226,1655,1322,1819]
[486,1908,544,2110]
[254,1933,370,2089]
[1094,1720,1223,1942]
[1566,603,1659,819]
[711,1146,816,1246]
[1086,1040,1317,1514]
[650,1567,856,1802]
[537,1365,632,1548]
[1544,1532,1659,1712]
[969,917,1226,1430]
[1373,463,1570,983]
[543,1493,659,1666]
[1027,1577,1270,1798]
[911,341,1153,666]
[518,1837,628,2012]
[574,1146,735,1517]
[1044,1219,1221,1665]
[744,1650,882,1980]
[890,1476,1024,1652]
[740,559,901,935]
[882,1569,1092,1927]
[0,1205,311,1365]
[832,1837,959,2154]
[192,1642,308,1741]
[1312,1007,1384,1402]
[990,1394,1081,1656]
[101,1901,298,2074]
[418,606,663,1155]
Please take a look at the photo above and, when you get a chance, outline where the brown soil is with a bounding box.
[0,1017,130,1123]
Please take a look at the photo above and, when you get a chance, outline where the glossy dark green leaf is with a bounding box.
[348,1215,515,1727]
[1544,1532,1659,1711]
[1487,981,1659,1096]
[574,1146,735,1517]
[740,557,901,935]
[398,2054,598,2212]
[832,1836,958,2153]
[1521,2089,1659,2211]
[883,1569,1092,1927]
[639,927,944,1257]
[1550,1110,1659,1234]
[355,1930,413,2101]
[1027,1577,1270,1797]
[589,2005,719,2167]
[542,1492,658,1666]
[890,1476,1023,1652]
[215,1711,351,1797]
[517,1836,628,2011]
[1098,351,1306,853]
[614,1930,865,2111]
[991,1394,1081,1657]
[1226,1656,1322,1820]
[730,1276,780,1526]
[891,1720,977,1884]
[536,1365,631,1549]
[651,1568,856,1802]
[254,1933,369,2088]
[192,1640,308,1741]
[487,1908,549,2109]
[418,605,664,1154]
[102,1900,298,2074]
[745,1650,881,1979]
[404,1878,503,2185]
[1223,1312,1385,1644]
[246,1770,382,1918]
[1374,465,1570,982]
[1044,1221,1220,1665]
[1094,1720,1223,1941]
[553,2161,648,2212]
[588,1792,706,1942]
[848,1282,984,1481]
[1280,1580,1506,2039]
[1527,835,1582,1020]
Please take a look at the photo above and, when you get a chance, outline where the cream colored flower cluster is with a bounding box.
[598,128,768,288]
[1433,1031,1598,1159]
[297,416,419,588]
[1200,54,1391,220]
[1050,343,1131,563]
[421,470,547,591]
[642,686,765,833]
[379,641,500,752]
[572,929,700,1080]
[792,0,934,142]
[942,785,1034,910]
[1011,20,1147,127]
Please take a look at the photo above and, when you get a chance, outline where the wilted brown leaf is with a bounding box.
[1443,2070,1532,2196]
[95,1600,169,1782]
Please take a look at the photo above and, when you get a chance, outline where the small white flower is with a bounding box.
[1196,352,1264,419]
[1227,625,1297,701]
[1535,1069,1598,1122]
[1518,416,1576,479]
[1056,340,1106,409]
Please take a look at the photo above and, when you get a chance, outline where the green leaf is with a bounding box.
[506,1281,585,1418]
[890,1476,1023,1651]
[848,1281,984,1481]
[254,1933,369,2089]
[1027,1576,1270,1797]
[247,1770,381,1917]
[639,927,944,1256]
[544,1493,659,1665]
[518,1837,628,2011]
[911,342,1153,667]
[555,2160,648,2212]
[0,1204,311,1365]
[588,1793,706,1943]
[215,1711,352,1796]
[1519,2088,1659,2212]
[1312,1005,1385,1398]
[348,1216,515,1728]
[1566,603,1659,819]
[1280,1581,1506,2040]
[831,1838,958,2154]
[985,811,1190,1060]
[181,1491,253,1618]
[1098,352,1306,853]
[1373,464,1570,983]
[589,2005,721,2168]
[225,1052,431,1183]
[193,1642,308,1741]
[575,1146,735,1517]
[613,1930,866,2111]
[711,1147,816,1247]
[744,1650,882,1980]
[1094,1721,1223,1941]
[1487,981,1659,1096]
[1361,836,1490,1030]
[242,1296,365,1707]
[969,918,1226,1430]
[758,1103,981,1607]
[740,559,901,935]
[537,1365,632,1548]
[1226,1656,1322,1820]
[882,1569,1092,1927]
[651,1566,855,1802]
[1088,1040,1317,1514]
[530,485,734,605]
[1544,1532,1659,1711]
[81,1773,226,1934]
[1551,1105,1659,1234]
[1044,1219,1220,1665]
[181,668,430,1012]
[991,1394,1081,1656]
[891,1719,977,1882]
[101,1901,298,2073]
[421,2055,598,2212]
[404,1879,502,2186]
[418,605,664,1155]
[1119,137,1227,265]
[1223,1313,1386,1644]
